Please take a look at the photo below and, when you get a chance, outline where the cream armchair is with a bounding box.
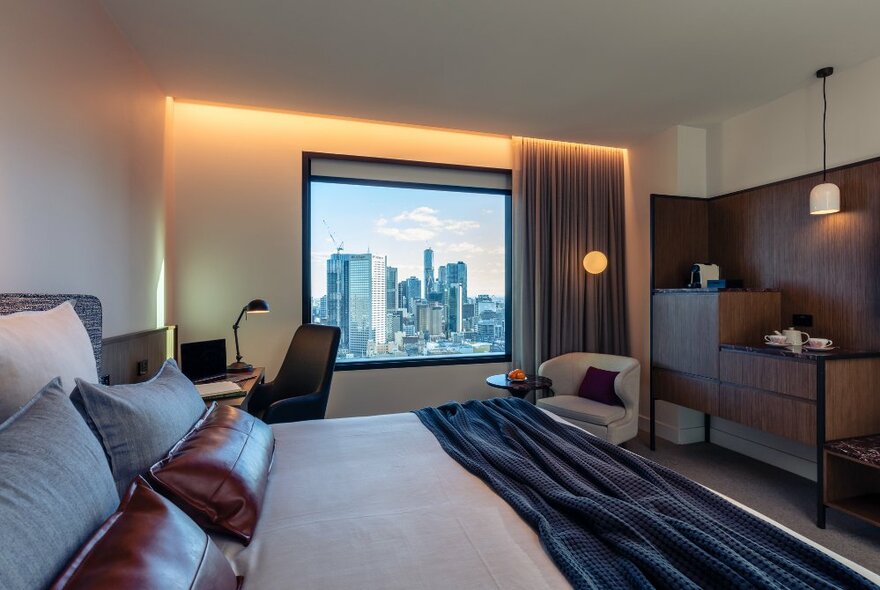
[536,352,640,445]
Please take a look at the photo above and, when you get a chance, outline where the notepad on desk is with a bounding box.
[195,380,243,398]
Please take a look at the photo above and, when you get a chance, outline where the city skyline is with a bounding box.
[310,181,506,299]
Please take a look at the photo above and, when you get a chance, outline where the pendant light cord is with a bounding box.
[822,75,827,182]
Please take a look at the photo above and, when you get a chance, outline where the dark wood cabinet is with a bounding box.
[651,291,780,379]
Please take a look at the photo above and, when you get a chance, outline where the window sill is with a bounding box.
[334,354,511,371]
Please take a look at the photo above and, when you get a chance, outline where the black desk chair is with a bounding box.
[243,324,340,424]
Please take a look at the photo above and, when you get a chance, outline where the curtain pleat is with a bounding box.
[512,137,628,373]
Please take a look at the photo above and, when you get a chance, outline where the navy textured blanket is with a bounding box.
[414,397,877,590]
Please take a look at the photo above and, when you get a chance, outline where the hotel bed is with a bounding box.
[2,293,878,589]
[218,411,880,589]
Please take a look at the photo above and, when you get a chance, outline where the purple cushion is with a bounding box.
[577,367,623,407]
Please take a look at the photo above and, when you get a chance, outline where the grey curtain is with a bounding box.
[512,137,628,373]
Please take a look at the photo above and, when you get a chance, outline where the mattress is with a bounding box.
[215,412,879,589]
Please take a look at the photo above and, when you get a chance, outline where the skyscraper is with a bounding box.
[446,283,463,333]
[403,276,422,314]
[445,261,468,302]
[416,303,444,336]
[326,253,348,349]
[423,248,434,296]
[331,253,386,357]
[385,264,398,310]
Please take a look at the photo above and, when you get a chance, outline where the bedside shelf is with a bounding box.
[824,439,880,528]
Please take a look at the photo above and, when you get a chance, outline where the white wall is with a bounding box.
[707,54,880,196]
[627,125,708,441]
[0,0,167,336]
[169,102,513,417]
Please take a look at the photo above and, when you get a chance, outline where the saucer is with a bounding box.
[765,341,790,347]
[803,345,837,352]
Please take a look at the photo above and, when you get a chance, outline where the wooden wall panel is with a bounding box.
[706,161,880,350]
[102,326,177,385]
[717,291,781,344]
[652,196,709,289]
[825,358,880,441]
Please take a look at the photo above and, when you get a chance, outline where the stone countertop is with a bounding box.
[720,343,880,361]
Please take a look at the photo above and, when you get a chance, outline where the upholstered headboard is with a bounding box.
[0,294,103,372]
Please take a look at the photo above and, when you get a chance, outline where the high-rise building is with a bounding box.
[402,276,422,314]
[386,309,403,341]
[445,261,468,302]
[385,264,398,310]
[446,283,464,333]
[416,303,444,336]
[331,253,386,356]
[423,248,434,295]
[326,253,348,349]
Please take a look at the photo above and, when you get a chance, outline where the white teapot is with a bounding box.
[782,327,809,346]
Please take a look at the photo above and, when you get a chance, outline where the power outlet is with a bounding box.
[792,314,813,327]
[136,359,149,376]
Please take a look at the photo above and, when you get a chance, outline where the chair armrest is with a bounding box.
[241,381,273,416]
[262,391,326,424]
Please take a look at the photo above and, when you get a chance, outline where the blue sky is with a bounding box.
[310,182,506,298]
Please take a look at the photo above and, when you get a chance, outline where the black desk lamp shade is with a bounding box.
[228,299,270,373]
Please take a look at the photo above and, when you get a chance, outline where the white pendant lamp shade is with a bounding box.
[810,182,840,215]
[811,67,840,215]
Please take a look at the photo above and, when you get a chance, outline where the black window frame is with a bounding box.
[302,152,513,371]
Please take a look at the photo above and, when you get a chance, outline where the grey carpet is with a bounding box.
[626,433,880,574]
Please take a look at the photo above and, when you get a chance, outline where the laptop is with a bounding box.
[180,339,228,383]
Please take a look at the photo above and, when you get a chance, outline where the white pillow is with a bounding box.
[0,301,98,421]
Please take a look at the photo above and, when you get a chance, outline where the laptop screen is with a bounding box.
[180,339,227,383]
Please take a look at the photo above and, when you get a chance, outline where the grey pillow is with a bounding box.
[0,379,118,590]
[73,359,207,498]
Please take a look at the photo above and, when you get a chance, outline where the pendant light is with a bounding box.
[809,67,840,215]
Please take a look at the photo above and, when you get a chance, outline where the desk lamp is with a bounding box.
[228,299,270,372]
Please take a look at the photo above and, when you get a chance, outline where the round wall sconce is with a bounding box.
[583,251,608,275]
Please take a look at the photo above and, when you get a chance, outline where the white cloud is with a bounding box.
[445,242,485,254]
[376,226,436,242]
[390,206,479,234]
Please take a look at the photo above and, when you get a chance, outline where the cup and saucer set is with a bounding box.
[764,328,836,351]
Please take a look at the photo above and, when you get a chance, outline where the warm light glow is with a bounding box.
[809,182,840,215]
[583,251,608,274]
[247,310,270,314]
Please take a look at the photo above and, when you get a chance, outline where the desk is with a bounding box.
[201,367,265,407]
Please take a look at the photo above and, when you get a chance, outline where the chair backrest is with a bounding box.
[270,324,341,405]
[538,352,640,407]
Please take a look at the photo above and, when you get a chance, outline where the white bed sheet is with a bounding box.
[215,412,879,589]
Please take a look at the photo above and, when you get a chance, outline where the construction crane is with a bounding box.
[322,219,344,255]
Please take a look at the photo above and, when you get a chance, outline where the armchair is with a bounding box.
[536,352,640,445]
[243,324,340,424]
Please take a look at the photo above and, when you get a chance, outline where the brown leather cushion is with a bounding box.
[150,403,275,544]
[50,477,239,590]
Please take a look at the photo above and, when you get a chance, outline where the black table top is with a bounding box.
[486,373,552,393]
[720,343,880,361]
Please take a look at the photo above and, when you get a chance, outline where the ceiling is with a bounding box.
[100,0,880,145]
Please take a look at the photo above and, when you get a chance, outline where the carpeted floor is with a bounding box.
[626,433,880,573]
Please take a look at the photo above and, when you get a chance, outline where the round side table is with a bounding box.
[486,373,553,403]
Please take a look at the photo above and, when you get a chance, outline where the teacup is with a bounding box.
[806,337,833,349]
[764,334,788,345]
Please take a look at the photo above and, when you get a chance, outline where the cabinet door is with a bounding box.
[718,384,816,445]
[652,293,719,378]
[653,368,719,415]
